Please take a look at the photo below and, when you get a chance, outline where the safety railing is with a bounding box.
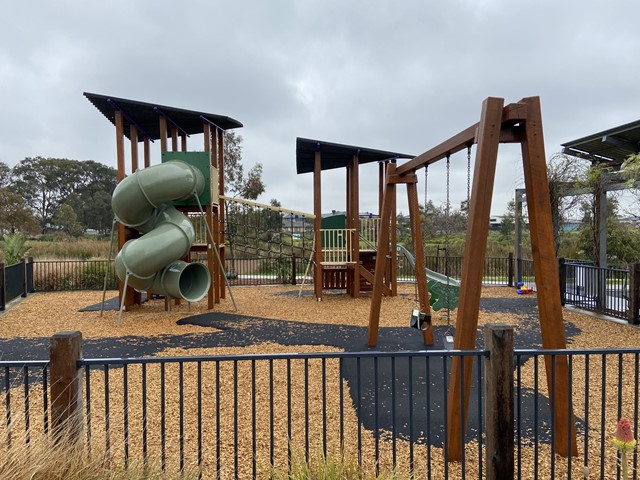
[359,217,380,248]
[320,229,355,264]
[3,332,640,479]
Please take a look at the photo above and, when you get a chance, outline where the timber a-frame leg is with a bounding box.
[367,165,434,346]
[446,97,576,460]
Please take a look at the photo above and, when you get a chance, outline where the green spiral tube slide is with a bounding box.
[112,160,211,302]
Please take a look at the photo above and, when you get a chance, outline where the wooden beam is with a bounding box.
[407,181,433,345]
[313,151,323,300]
[378,162,384,216]
[171,126,178,151]
[181,133,187,151]
[446,97,504,460]
[359,268,391,296]
[396,123,477,176]
[143,137,151,168]
[367,164,397,346]
[159,116,168,153]
[519,96,577,457]
[130,125,139,173]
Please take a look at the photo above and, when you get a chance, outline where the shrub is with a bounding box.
[0,232,30,265]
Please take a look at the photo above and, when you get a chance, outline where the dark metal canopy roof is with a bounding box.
[562,119,640,166]
[84,92,243,142]
[296,137,414,174]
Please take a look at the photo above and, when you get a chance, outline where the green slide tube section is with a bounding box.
[112,160,211,302]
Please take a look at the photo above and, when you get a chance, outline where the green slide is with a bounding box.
[112,160,211,302]
[396,245,460,311]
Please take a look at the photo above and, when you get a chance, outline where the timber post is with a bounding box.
[485,324,514,480]
[50,331,84,444]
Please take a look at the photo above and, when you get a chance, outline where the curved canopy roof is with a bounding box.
[84,92,243,142]
[296,137,414,174]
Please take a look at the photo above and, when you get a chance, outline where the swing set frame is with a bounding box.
[367,96,577,461]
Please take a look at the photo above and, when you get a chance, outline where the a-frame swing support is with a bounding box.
[367,96,577,461]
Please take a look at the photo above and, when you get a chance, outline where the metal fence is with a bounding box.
[3,341,640,479]
[0,258,34,310]
[560,260,639,323]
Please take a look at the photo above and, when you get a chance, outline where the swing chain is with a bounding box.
[466,145,472,208]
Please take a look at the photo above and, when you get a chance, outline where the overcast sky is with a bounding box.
[2,0,639,216]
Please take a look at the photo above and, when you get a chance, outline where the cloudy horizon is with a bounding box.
[2,0,639,217]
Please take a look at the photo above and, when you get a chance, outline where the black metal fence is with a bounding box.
[560,260,640,324]
[2,337,640,479]
[0,258,34,310]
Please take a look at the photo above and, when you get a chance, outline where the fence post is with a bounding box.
[508,252,514,287]
[27,257,34,293]
[50,331,84,443]
[629,263,640,325]
[291,255,297,285]
[21,257,27,297]
[558,258,566,307]
[485,324,514,480]
[0,262,5,311]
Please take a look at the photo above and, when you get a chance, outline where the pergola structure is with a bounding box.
[296,138,413,301]
[560,119,640,268]
[367,97,576,461]
[84,92,242,310]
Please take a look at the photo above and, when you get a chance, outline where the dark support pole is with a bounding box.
[485,324,514,480]
[558,258,567,307]
[291,255,297,286]
[508,252,514,288]
[21,257,27,297]
[629,263,640,325]
[27,257,34,293]
[50,331,83,443]
[0,262,5,311]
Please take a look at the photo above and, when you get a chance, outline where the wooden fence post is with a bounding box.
[485,324,514,480]
[50,331,83,443]
[629,263,640,325]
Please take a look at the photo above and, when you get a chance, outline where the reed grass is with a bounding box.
[27,237,111,260]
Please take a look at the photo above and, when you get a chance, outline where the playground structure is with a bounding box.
[85,92,242,311]
[362,96,575,460]
[86,91,576,463]
[295,138,412,300]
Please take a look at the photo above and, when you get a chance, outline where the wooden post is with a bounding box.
[313,150,323,301]
[49,331,83,443]
[367,164,397,346]
[352,154,360,298]
[143,136,151,168]
[629,263,640,325]
[519,96,576,457]
[446,97,504,460]
[390,160,398,296]
[171,126,178,151]
[217,129,226,300]
[407,181,434,345]
[115,110,135,310]
[130,125,139,173]
[484,324,514,480]
[159,116,168,154]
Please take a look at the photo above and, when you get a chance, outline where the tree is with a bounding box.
[546,153,589,255]
[222,132,265,200]
[11,157,117,234]
[499,200,516,239]
[0,188,39,234]
[0,161,10,188]
[11,157,85,232]
[52,203,83,237]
